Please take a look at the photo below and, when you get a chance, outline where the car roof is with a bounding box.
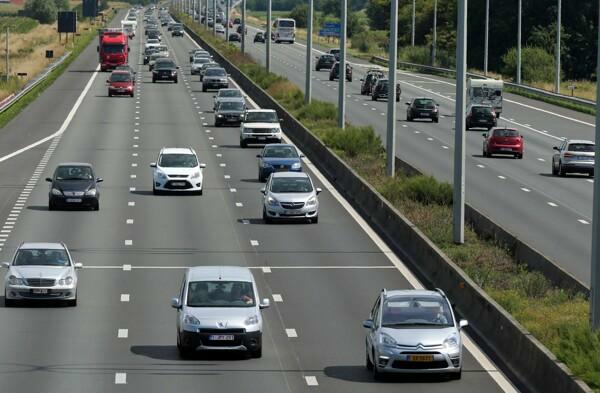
[218,88,241,94]
[566,139,594,145]
[264,143,294,149]
[160,147,195,155]
[19,242,66,250]
[187,266,254,282]
[57,162,93,167]
[217,97,244,103]
[271,171,309,179]
[245,109,275,113]
[384,289,445,298]
[110,70,130,75]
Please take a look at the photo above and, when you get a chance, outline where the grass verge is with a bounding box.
[178,11,600,391]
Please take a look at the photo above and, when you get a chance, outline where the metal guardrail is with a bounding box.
[0,51,71,114]
[371,56,596,110]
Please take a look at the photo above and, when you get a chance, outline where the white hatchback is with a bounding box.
[150,147,206,195]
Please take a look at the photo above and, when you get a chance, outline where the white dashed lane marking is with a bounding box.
[120,294,130,302]
[123,264,132,271]
[285,328,298,338]
[578,219,590,225]
[117,329,128,338]
[304,376,318,386]
[272,294,283,302]
[115,373,127,384]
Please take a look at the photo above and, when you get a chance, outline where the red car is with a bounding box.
[107,70,134,97]
[482,127,524,159]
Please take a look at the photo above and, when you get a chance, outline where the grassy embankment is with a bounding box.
[180,12,600,391]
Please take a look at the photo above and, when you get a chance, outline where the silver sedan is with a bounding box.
[261,172,320,224]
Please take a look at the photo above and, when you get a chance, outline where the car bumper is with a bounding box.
[411,111,438,119]
[49,195,98,208]
[489,145,522,154]
[203,81,229,89]
[260,166,301,178]
[180,329,262,352]
[562,161,594,172]
[191,68,201,74]
[5,285,77,300]
[374,348,462,374]
[264,204,318,219]
[215,115,243,123]
[108,87,133,95]
[154,179,202,191]
[241,134,282,144]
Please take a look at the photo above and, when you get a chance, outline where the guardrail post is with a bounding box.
[305,0,313,104]
[212,0,216,35]
[225,0,229,41]
[411,0,415,46]
[5,27,9,83]
[386,0,398,176]
[432,0,437,66]
[338,0,347,129]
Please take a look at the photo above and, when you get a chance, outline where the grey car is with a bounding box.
[171,266,270,358]
[2,242,82,306]
[191,57,212,75]
[552,139,595,177]
[199,61,219,81]
[214,99,246,126]
[213,88,244,111]
[261,172,321,223]
[202,67,229,91]
[363,289,468,380]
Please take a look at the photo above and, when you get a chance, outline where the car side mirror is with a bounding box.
[74,262,83,269]
[259,298,270,309]
[260,188,266,194]
[316,187,322,195]
[256,154,261,158]
[106,79,110,84]
[199,163,206,169]
[360,78,364,81]
[362,319,374,329]
[1,262,9,268]
[45,177,52,182]
[176,66,180,69]
[553,146,559,151]
[299,154,305,158]
[150,162,157,168]
[459,319,468,329]
[405,102,410,105]
[171,297,181,309]
[482,133,487,138]
[96,177,103,183]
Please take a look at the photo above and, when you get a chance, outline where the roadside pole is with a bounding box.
[5,27,8,83]
[386,0,398,176]
[304,0,313,103]
[241,0,246,54]
[555,0,561,93]
[204,0,208,29]
[432,0,437,66]
[225,0,229,41]
[411,0,415,46]
[517,0,521,84]
[213,0,216,35]
[453,0,467,244]
[266,0,271,72]
[337,0,347,129]
[484,0,489,75]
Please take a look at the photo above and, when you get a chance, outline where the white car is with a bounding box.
[216,24,225,34]
[240,109,283,148]
[145,38,160,48]
[150,147,206,195]
[191,57,212,75]
[2,242,82,306]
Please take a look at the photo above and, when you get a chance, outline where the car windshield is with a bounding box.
[218,101,244,111]
[493,129,519,137]
[218,89,242,98]
[147,39,158,44]
[159,154,198,167]
[156,61,175,69]
[321,55,334,60]
[330,49,340,54]
[472,106,492,115]
[157,46,168,52]
[193,58,210,64]
[205,68,226,76]
[263,146,298,158]
[187,280,255,307]
[145,48,157,55]
[173,24,182,28]
[568,143,595,152]
[55,166,93,180]
[244,111,278,122]
[110,73,131,82]
[103,44,125,54]
[271,177,313,193]
[381,296,453,327]
[414,99,435,107]
[278,20,294,28]
[14,249,70,267]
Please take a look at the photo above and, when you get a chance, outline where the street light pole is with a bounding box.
[484,0,489,75]
[305,0,313,104]
[411,0,415,46]
[226,0,229,40]
[555,0,561,94]
[432,0,437,66]
[517,0,521,84]
[241,0,246,53]
[338,0,347,129]
[386,0,398,176]
[212,0,216,35]
[266,0,272,72]
[453,0,467,244]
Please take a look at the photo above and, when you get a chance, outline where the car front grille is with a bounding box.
[280,202,305,209]
[168,174,188,178]
[24,278,55,287]
[199,328,245,334]
[245,128,272,134]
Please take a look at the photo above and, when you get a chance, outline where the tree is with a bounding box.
[99,0,109,11]
[288,3,307,28]
[24,0,57,24]
[365,0,389,30]
[54,0,69,11]
[502,47,556,83]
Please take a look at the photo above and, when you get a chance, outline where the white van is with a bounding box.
[467,78,503,118]
[271,18,295,43]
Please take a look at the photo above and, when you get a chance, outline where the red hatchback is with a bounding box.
[107,70,134,97]
[482,127,524,159]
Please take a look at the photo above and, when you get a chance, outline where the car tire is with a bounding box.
[311,215,318,224]
[407,114,412,121]
[240,140,247,148]
[552,161,558,176]
[366,348,374,371]
[517,153,523,159]
[250,347,262,358]
[4,297,15,307]
[258,172,264,182]
[433,117,439,123]
[202,86,207,92]
[174,78,178,84]
[590,170,594,177]
[67,297,77,307]
[449,369,462,380]
[329,76,333,81]
[178,344,194,359]
[130,93,134,98]
[372,95,376,101]
[48,200,55,211]
[93,201,99,211]
[108,91,112,97]
[372,356,383,380]
[316,67,320,71]
[152,78,156,83]
[263,209,271,224]
[559,161,567,177]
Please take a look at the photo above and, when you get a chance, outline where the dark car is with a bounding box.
[143,47,159,64]
[256,144,303,182]
[172,24,184,37]
[253,31,265,43]
[406,97,439,122]
[147,29,161,41]
[214,99,246,126]
[329,62,352,82]
[360,69,384,95]
[466,104,497,130]
[315,54,335,71]
[328,48,340,61]
[234,17,241,24]
[371,78,401,102]
[152,58,178,83]
[229,32,241,42]
[237,25,247,35]
[46,163,103,210]
[202,67,229,91]
[107,70,135,97]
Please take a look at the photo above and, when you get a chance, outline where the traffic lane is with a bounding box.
[265,268,506,393]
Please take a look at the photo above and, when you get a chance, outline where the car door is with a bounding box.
[367,295,381,356]
[553,140,565,165]
[176,273,187,333]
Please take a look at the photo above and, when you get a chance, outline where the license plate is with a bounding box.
[500,148,512,151]
[171,182,186,186]
[32,289,48,294]
[226,118,237,122]
[258,136,266,141]
[209,335,234,341]
[408,354,434,362]
[478,119,487,123]
[66,198,82,203]
[420,112,430,116]
[161,75,170,79]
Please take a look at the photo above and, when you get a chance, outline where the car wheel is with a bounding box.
[93,201,99,211]
[240,140,247,148]
[372,352,383,380]
[407,114,412,121]
[329,76,333,81]
[250,347,262,358]
[465,121,470,130]
[372,95,376,101]
[316,67,320,71]
[311,215,318,224]
[202,86,207,92]
[108,91,112,97]
[433,117,439,123]
[366,348,374,371]
[263,209,271,224]
[559,161,567,177]
[130,93,134,98]
[67,297,77,307]
[449,369,462,380]
[590,170,594,177]
[517,153,523,159]
[48,200,55,211]
[178,343,194,359]
[258,171,264,182]
[152,78,156,83]
[552,160,558,176]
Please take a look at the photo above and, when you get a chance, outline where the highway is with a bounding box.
[0,9,518,393]
[222,21,597,286]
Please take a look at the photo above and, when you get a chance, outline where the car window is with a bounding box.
[381,295,453,327]
[568,143,594,152]
[187,280,255,307]
[493,129,519,137]
[14,249,70,266]
[55,166,93,180]
[472,106,492,115]
[270,177,313,193]
[218,101,244,111]
[245,111,278,122]
[159,154,198,168]
[205,68,226,76]
[156,60,175,69]
[104,44,125,54]
[110,73,131,82]
[414,99,435,107]
[371,296,381,326]
[218,89,242,98]
[193,58,210,64]
[263,146,298,158]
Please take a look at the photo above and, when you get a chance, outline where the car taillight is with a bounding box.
[564,153,574,158]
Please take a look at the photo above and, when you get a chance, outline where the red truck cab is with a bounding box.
[97,28,129,72]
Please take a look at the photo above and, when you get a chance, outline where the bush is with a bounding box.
[398,45,430,65]
[296,100,337,122]
[501,46,556,83]
[403,175,453,206]
[351,30,388,53]
[288,3,307,28]
[24,0,57,24]
[0,16,38,33]
[321,125,383,157]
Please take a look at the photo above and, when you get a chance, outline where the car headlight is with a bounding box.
[191,171,201,179]
[244,315,259,325]
[171,70,177,75]
[271,128,280,133]
[51,188,62,196]
[380,332,397,347]
[443,334,459,349]
[267,196,279,206]
[183,314,201,326]
[85,188,97,196]
[156,171,167,180]
[263,162,273,168]
[217,114,223,117]
[291,162,301,170]
[8,275,25,285]
[58,276,73,286]
[306,196,317,207]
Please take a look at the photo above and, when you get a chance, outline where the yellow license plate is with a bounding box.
[409,355,434,362]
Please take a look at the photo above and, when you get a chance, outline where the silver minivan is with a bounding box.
[171,266,270,358]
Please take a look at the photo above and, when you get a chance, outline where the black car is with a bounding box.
[46,163,102,210]
[315,54,335,71]
[253,32,265,43]
[152,59,178,83]
[147,29,161,41]
[360,69,384,95]
[406,97,439,122]
[234,17,241,24]
[143,47,159,64]
[172,24,184,37]
[371,78,401,102]
[229,32,241,42]
[329,62,352,82]
[328,48,340,60]
[466,104,497,130]
[237,25,247,35]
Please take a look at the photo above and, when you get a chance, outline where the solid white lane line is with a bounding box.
[285,329,297,338]
[118,329,128,338]
[304,376,318,386]
[537,158,545,162]
[120,294,130,302]
[115,373,127,384]
[250,240,259,246]
[272,294,283,302]
[547,202,558,207]
[578,219,590,225]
